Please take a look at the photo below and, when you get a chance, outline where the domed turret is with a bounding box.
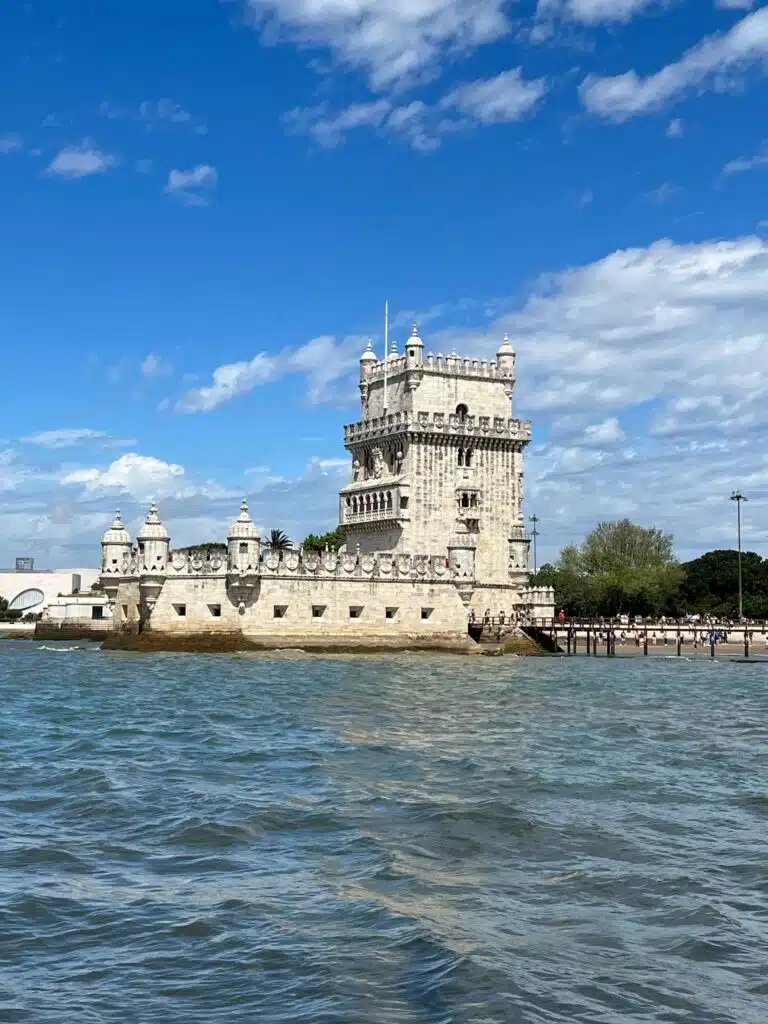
[228,499,260,572]
[137,503,170,572]
[496,333,515,379]
[405,323,424,368]
[101,509,132,575]
[360,340,377,380]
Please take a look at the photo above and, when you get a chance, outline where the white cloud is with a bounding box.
[582,417,626,446]
[716,1,755,9]
[174,333,364,413]
[174,354,279,412]
[244,0,510,91]
[164,164,217,206]
[62,453,184,496]
[536,0,660,25]
[721,142,768,175]
[287,68,547,150]
[0,133,23,154]
[46,140,117,179]
[580,7,768,120]
[140,353,172,378]
[666,118,684,137]
[439,68,548,124]
[21,428,136,449]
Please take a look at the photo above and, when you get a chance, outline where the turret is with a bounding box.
[359,340,377,381]
[496,334,516,389]
[448,523,476,606]
[359,339,377,409]
[101,509,132,575]
[228,499,260,572]
[405,323,424,369]
[136,503,170,573]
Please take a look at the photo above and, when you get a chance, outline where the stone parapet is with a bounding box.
[365,354,507,383]
[344,411,531,445]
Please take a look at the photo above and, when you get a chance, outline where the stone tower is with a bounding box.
[340,327,532,590]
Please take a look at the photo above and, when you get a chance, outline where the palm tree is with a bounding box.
[267,529,293,551]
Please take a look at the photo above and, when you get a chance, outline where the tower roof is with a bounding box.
[497,333,515,356]
[102,509,131,545]
[137,502,169,541]
[228,499,260,540]
[408,323,424,347]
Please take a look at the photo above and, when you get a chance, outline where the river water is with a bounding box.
[1,644,766,1023]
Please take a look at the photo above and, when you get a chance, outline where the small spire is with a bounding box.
[113,509,122,526]
[412,323,419,336]
[239,498,250,519]
[147,502,160,522]
[390,338,399,355]
[360,339,376,361]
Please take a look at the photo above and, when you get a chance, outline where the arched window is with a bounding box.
[456,403,468,422]
[465,449,473,467]
[458,448,464,467]
[386,491,393,510]
[461,493,469,508]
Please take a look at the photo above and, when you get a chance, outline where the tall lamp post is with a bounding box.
[730,490,747,622]
[529,514,540,576]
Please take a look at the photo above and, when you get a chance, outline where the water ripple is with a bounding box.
[1,644,766,1022]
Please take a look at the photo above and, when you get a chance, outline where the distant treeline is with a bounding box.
[533,519,766,619]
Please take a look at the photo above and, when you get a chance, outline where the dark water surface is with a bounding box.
[1,645,766,1023]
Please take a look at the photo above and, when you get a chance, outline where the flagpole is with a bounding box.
[383,300,389,412]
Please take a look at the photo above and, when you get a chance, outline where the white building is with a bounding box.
[0,565,100,617]
[91,329,554,650]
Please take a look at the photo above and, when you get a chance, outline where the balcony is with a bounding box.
[340,483,410,526]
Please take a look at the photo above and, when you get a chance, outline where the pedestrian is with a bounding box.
[499,610,505,626]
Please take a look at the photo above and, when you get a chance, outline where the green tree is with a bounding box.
[538,519,682,618]
[303,527,345,553]
[580,519,675,573]
[267,529,293,552]
[679,550,768,619]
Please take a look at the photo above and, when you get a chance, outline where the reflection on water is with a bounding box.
[1,644,766,1022]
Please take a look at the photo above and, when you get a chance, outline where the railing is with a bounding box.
[364,353,509,382]
[344,412,532,444]
[342,508,408,524]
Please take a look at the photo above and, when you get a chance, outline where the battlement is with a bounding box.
[140,548,458,584]
[365,351,510,384]
[344,411,532,446]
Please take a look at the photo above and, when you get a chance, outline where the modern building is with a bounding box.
[0,564,100,616]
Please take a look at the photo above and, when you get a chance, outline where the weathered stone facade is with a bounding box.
[95,329,554,650]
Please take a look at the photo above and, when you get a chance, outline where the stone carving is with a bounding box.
[371,447,385,479]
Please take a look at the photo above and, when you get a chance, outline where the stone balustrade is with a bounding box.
[365,353,508,382]
[344,411,531,444]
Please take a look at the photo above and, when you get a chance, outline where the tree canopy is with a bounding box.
[266,529,293,551]
[536,519,768,619]
[302,527,345,553]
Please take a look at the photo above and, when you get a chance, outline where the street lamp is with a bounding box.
[730,490,747,622]
[529,514,540,576]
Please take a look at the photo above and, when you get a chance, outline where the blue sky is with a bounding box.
[2,0,768,567]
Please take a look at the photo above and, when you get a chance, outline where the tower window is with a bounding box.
[465,449,473,467]
[385,607,398,619]
[349,606,363,619]
[174,604,187,617]
[312,605,326,619]
[421,608,434,620]
[274,605,287,618]
[461,493,470,508]
[456,404,468,422]
[209,604,222,617]
[239,542,248,553]
[458,448,464,467]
